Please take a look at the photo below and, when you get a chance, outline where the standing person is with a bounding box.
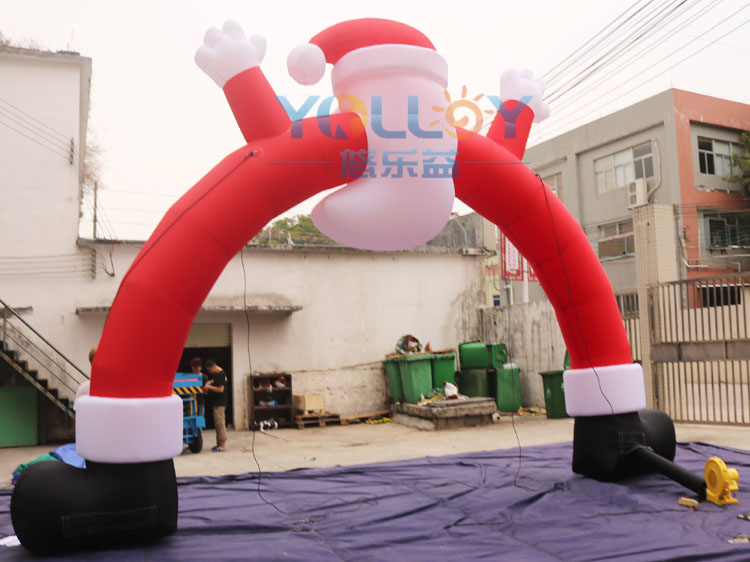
[191,357,206,416]
[190,357,203,377]
[203,359,227,452]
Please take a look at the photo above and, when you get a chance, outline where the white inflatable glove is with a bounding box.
[499,68,550,123]
[195,20,267,88]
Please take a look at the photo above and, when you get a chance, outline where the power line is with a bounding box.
[0,95,87,181]
[545,0,688,102]
[530,3,750,145]
[479,0,706,137]
[0,105,72,152]
[81,188,119,240]
[104,188,181,198]
[0,96,70,142]
[531,0,729,142]
[542,0,653,83]
[0,103,86,179]
[0,116,73,161]
[544,0,723,115]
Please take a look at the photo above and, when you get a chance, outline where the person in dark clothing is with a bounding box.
[203,359,227,451]
[191,357,206,416]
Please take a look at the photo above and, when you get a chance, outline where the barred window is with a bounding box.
[598,219,635,259]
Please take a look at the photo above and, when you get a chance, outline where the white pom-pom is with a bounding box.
[287,43,326,85]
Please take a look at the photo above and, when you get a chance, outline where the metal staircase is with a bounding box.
[0,297,88,419]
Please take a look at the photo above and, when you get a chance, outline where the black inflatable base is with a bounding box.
[11,458,178,554]
[572,409,676,480]
[572,409,706,498]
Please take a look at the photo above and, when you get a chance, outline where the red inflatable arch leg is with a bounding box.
[11,113,366,554]
[78,114,365,464]
[454,129,646,418]
[454,119,701,493]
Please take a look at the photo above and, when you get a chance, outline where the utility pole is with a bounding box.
[93,181,98,239]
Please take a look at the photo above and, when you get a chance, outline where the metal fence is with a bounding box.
[617,292,641,363]
[649,274,750,424]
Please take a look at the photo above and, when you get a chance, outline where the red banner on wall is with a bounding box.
[527,260,538,282]
[501,235,523,281]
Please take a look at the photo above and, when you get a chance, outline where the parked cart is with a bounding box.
[173,372,206,453]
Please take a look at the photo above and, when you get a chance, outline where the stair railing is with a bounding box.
[0,297,89,410]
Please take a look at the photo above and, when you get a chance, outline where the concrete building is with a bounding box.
[0,45,91,261]
[0,46,493,443]
[481,90,750,409]
[502,89,750,304]
[0,46,92,444]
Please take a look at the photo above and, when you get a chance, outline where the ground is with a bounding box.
[3,415,750,488]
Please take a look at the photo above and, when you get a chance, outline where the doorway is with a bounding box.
[177,323,233,429]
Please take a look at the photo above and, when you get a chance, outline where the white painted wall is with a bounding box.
[5,241,486,426]
[0,48,90,256]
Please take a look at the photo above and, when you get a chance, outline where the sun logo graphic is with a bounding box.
[430,86,495,140]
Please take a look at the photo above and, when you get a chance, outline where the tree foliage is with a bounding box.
[725,131,750,194]
[252,214,339,246]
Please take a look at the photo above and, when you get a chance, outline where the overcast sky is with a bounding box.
[2,0,749,240]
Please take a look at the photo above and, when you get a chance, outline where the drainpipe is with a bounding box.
[646,139,662,200]
[522,259,529,303]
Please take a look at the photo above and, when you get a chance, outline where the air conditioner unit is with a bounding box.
[627,178,648,209]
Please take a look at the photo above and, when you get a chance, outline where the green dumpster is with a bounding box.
[459,368,489,397]
[399,354,434,403]
[458,341,507,369]
[431,353,456,388]
[383,356,404,402]
[539,370,568,418]
[494,367,521,412]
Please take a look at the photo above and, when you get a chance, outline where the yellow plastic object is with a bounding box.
[704,456,739,506]
[678,497,700,509]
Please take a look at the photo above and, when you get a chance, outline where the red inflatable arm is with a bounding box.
[486,100,534,160]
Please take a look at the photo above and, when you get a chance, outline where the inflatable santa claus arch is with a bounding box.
[12,18,724,554]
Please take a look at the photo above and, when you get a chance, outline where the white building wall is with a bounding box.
[5,238,487,427]
[0,49,90,255]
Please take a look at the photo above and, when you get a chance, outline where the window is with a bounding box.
[616,293,639,318]
[594,142,654,193]
[707,212,750,248]
[698,285,742,307]
[543,172,563,200]
[598,219,635,259]
[698,137,743,176]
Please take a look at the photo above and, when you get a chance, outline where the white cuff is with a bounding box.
[75,395,184,463]
[75,380,90,401]
[564,363,646,416]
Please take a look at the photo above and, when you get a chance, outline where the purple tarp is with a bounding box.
[2,441,750,560]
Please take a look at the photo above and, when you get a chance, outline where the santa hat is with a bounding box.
[287,18,448,90]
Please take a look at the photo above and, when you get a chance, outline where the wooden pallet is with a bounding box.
[340,409,392,425]
[294,411,341,429]
[295,408,325,416]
